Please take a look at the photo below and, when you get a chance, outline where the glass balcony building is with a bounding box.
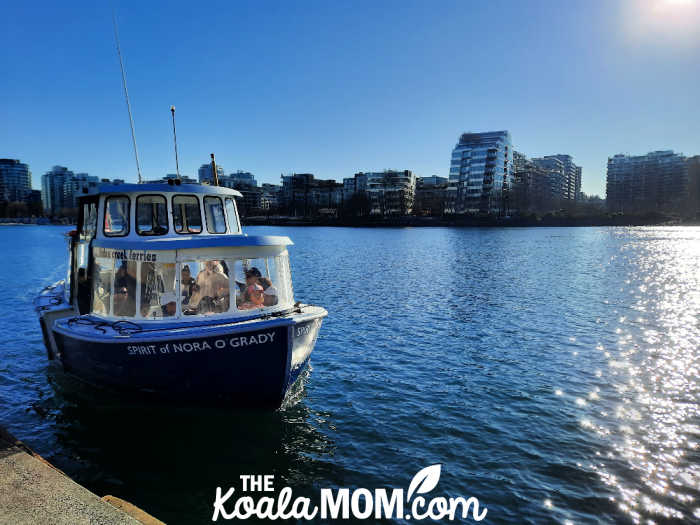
[448,131,513,214]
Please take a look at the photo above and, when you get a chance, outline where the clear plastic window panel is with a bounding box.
[182,260,230,315]
[112,261,137,317]
[137,195,168,236]
[104,196,129,236]
[225,198,239,233]
[172,196,203,234]
[232,256,290,311]
[204,196,227,233]
[140,262,177,319]
[81,202,97,239]
[92,257,113,315]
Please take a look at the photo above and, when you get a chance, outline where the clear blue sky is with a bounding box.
[2,0,699,197]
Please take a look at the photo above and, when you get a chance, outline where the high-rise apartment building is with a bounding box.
[606,150,688,213]
[0,159,32,202]
[448,131,513,214]
[532,157,566,201]
[41,166,74,214]
[513,153,553,213]
[63,173,99,209]
[547,154,581,202]
[198,163,225,184]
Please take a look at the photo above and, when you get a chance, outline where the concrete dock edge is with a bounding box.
[0,426,164,525]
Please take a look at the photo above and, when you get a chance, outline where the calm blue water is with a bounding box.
[0,225,698,524]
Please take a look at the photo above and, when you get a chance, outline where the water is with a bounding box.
[0,225,698,524]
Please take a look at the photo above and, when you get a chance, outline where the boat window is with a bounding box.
[181,260,230,315]
[104,196,130,236]
[225,198,240,233]
[137,195,168,236]
[172,195,203,234]
[232,257,289,311]
[92,257,113,315]
[204,196,227,234]
[268,255,293,306]
[140,262,177,319]
[113,261,137,317]
[80,201,97,240]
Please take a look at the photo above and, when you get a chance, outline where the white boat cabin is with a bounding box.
[68,183,295,322]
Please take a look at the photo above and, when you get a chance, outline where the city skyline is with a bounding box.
[2,1,699,197]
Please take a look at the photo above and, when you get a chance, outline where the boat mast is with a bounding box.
[112,10,142,183]
[211,153,219,186]
[170,106,181,181]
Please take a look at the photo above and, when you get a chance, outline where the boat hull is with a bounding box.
[48,307,326,409]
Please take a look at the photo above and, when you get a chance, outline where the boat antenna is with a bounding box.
[211,153,219,186]
[112,10,142,183]
[170,106,180,180]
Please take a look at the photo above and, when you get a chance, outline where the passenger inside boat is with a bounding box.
[180,265,196,305]
[239,283,265,310]
[184,260,230,315]
[244,267,279,307]
[113,262,136,317]
[89,247,291,320]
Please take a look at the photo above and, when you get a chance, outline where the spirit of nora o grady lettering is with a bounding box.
[212,465,487,521]
[127,332,275,356]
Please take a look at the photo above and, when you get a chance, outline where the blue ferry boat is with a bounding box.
[34,181,327,408]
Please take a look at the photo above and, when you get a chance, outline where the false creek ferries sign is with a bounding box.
[126,331,277,357]
[93,246,174,263]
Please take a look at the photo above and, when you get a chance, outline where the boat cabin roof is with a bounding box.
[84,182,243,198]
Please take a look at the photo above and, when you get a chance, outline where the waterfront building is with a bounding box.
[225,171,257,188]
[545,155,581,202]
[41,166,75,215]
[314,179,344,210]
[414,176,449,216]
[606,150,688,213]
[260,183,281,210]
[513,151,529,174]
[513,154,553,213]
[281,173,314,216]
[532,157,566,202]
[280,173,345,216]
[198,162,225,184]
[448,131,513,214]
[364,170,416,215]
[63,173,100,209]
[685,155,700,217]
[343,173,369,201]
[0,159,32,203]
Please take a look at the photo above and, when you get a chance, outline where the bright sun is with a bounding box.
[622,0,700,47]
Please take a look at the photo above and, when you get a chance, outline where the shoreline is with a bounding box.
[1,216,698,229]
[242,215,700,228]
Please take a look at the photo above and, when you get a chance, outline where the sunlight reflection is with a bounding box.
[580,229,700,522]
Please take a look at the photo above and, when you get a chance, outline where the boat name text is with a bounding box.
[126,332,276,356]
